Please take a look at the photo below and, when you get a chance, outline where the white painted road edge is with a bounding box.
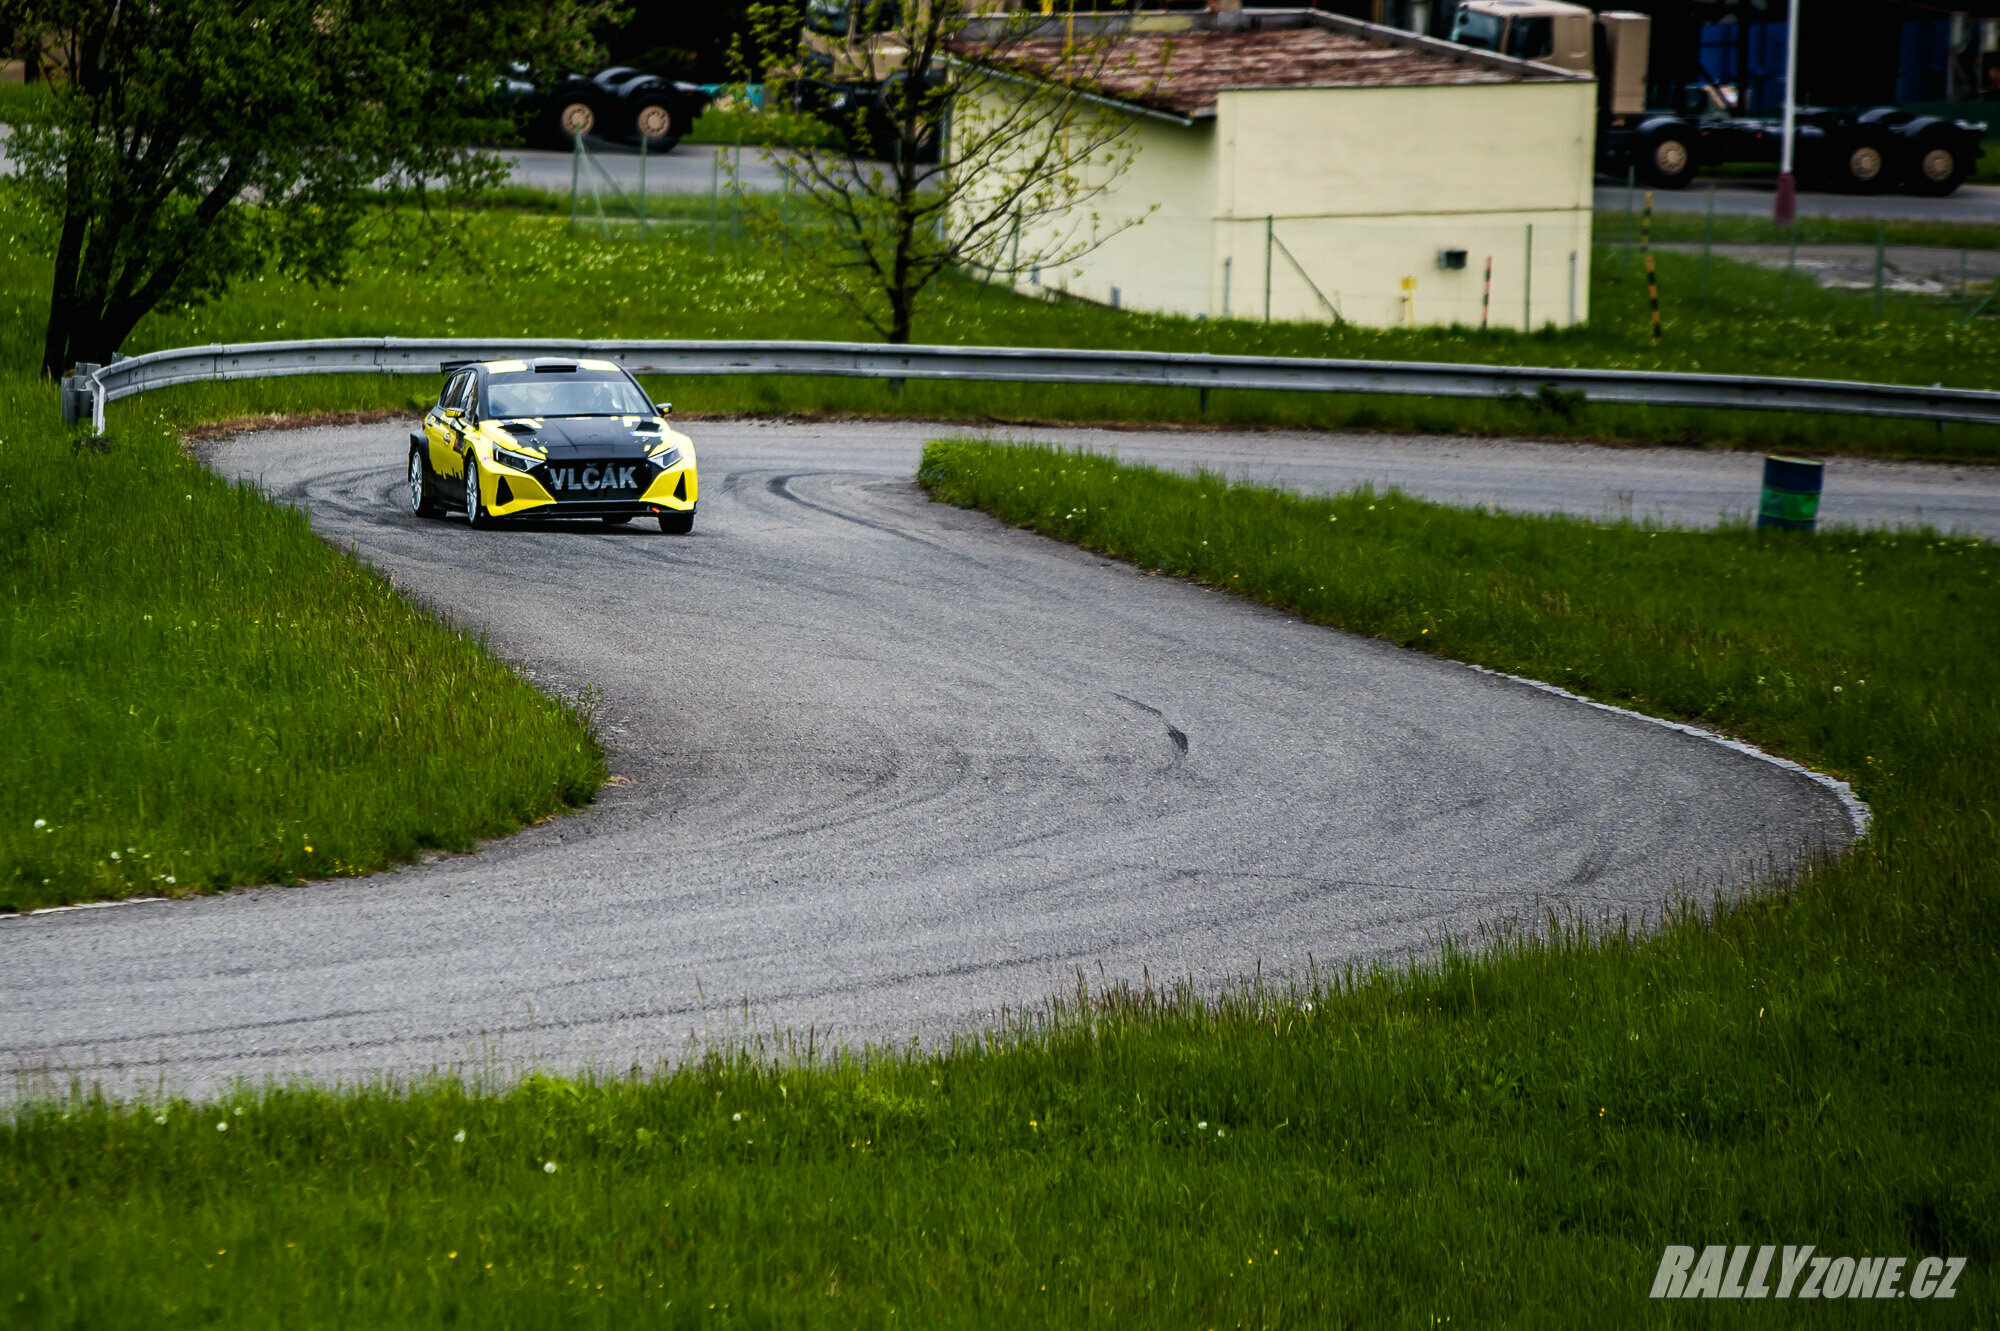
[3,658,1872,928]
[1465,664,1873,839]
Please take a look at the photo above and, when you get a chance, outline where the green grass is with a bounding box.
[0,79,53,125]
[4,187,1993,462]
[685,105,843,149]
[1612,201,2000,253]
[6,442,1995,1325]
[0,378,606,913]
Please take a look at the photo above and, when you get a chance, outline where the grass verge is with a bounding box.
[0,375,605,913]
[4,442,1993,1325]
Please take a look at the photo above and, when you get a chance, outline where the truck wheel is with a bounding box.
[555,96,597,141]
[630,98,682,153]
[1834,136,1893,193]
[1638,127,1697,189]
[1905,136,1969,196]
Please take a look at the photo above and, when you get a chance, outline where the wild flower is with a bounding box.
[544,1161,558,1174]
[454,1129,466,1143]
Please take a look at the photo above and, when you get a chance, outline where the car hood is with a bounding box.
[505,416,667,460]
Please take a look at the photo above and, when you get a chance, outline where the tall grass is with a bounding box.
[5,441,1993,1325]
[0,379,604,913]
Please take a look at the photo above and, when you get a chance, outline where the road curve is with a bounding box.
[2,420,1857,1101]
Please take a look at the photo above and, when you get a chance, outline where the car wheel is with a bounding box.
[658,509,694,535]
[409,446,443,518]
[464,461,495,530]
[556,97,597,141]
[1637,127,1697,189]
[630,98,682,152]
[1905,137,1969,197]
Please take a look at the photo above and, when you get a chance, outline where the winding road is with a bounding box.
[2,420,1881,1101]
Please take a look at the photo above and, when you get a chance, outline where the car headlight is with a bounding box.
[491,445,543,472]
[649,445,683,469]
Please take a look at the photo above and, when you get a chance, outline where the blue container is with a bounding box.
[1758,455,1824,532]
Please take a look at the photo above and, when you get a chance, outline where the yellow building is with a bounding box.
[966,9,1597,330]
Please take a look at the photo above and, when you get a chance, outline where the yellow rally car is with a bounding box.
[407,357,698,533]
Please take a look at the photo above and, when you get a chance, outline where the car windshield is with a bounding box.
[484,373,653,418]
[1452,10,1505,50]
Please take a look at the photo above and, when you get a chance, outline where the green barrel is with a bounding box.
[1758,455,1824,532]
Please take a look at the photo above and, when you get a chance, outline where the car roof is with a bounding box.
[476,357,624,375]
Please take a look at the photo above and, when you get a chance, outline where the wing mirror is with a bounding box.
[442,407,463,419]
[655,402,672,416]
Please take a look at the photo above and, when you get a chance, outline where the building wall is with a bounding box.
[1016,75,1592,331]
[1023,114,1220,318]
[977,74,1595,330]
[1216,80,1596,329]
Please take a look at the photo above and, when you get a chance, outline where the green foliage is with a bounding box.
[4,444,1994,1324]
[9,0,617,377]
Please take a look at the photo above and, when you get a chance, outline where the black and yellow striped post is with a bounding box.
[1758,455,1825,532]
[1643,190,1662,345]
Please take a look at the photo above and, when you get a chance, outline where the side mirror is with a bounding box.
[655,402,672,416]
[442,407,463,419]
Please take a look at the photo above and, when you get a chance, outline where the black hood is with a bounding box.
[525,416,660,460]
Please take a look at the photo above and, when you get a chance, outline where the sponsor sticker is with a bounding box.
[1650,1247,1965,1301]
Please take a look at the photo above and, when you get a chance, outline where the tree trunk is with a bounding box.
[41,212,89,380]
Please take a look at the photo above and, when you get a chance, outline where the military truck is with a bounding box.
[1447,0,1987,194]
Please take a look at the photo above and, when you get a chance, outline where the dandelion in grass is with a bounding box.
[216,1121,228,1132]
[33,819,45,829]
[732,1112,741,1122]
[545,1161,558,1174]
[454,1129,466,1143]
[1197,1121,1207,1129]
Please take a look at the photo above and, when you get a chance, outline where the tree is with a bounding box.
[738,1,1161,345]
[10,0,616,380]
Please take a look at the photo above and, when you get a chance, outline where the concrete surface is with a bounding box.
[1656,241,2000,297]
[1594,176,2000,223]
[1,418,1875,1102]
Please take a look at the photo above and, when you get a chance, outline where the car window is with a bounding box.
[440,371,470,413]
[485,374,654,418]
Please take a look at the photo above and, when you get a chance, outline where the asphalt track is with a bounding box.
[2,420,1885,1102]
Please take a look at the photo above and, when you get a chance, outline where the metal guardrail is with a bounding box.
[59,336,2000,433]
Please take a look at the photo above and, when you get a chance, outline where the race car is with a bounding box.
[408,357,698,533]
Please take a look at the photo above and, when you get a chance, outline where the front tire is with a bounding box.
[409,445,443,518]
[658,509,694,535]
[555,96,597,142]
[464,461,496,530]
